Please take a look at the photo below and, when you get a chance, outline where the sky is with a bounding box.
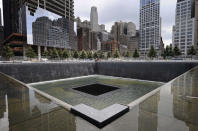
[75,0,177,46]
[0,0,177,46]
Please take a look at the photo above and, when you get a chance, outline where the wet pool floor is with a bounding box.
[30,76,163,110]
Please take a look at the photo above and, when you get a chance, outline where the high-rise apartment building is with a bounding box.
[0,8,3,55]
[174,0,195,55]
[139,0,161,55]
[3,0,74,56]
[194,0,198,50]
[90,6,99,32]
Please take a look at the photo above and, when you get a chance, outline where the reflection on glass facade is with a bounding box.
[26,7,70,49]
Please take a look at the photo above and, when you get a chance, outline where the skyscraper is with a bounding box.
[139,0,161,56]
[194,0,198,51]
[3,0,75,56]
[90,6,99,32]
[174,0,195,55]
[3,0,19,39]
[0,8,3,55]
[0,8,2,26]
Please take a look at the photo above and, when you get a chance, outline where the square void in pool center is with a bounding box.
[73,84,119,96]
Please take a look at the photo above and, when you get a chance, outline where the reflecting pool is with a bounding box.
[30,76,163,109]
[1,66,198,131]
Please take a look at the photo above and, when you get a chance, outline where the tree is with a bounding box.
[113,49,120,58]
[58,50,63,59]
[80,50,87,59]
[188,46,197,58]
[161,50,166,59]
[133,49,140,58]
[107,52,112,59]
[169,45,174,57]
[26,47,36,59]
[125,50,131,58]
[93,52,98,59]
[99,51,105,59]
[51,48,59,59]
[87,51,93,59]
[48,49,53,58]
[173,45,181,56]
[42,50,49,57]
[148,46,157,59]
[73,50,79,59]
[62,49,70,59]
[2,45,14,60]
[165,45,170,57]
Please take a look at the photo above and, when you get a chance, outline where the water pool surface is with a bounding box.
[30,76,163,109]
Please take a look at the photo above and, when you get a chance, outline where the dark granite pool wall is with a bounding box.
[0,62,96,83]
[95,62,198,82]
[0,61,198,83]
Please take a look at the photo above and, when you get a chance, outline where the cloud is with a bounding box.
[75,0,177,46]
[0,0,177,46]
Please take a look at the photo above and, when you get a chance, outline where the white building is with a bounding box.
[174,0,195,55]
[139,0,161,55]
[90,6,99,32]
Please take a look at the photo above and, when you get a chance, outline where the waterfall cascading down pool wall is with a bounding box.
[0,61,198,83]
[0,62,96,83]
[95,62,198,82]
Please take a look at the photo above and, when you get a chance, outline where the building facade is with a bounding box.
[174,0,195,55]
[194,0,198,51]
[3,0,19,40]
[101,40,120,53]
[0,8,3,55]
[3,0,75,57]
[90,6,99,32]
[111,21,136,42]
[139,0,161,56]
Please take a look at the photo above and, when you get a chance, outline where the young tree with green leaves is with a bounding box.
[148,45,157,59]
[87,51,93,59]
[58,50,63,59]
[125,50,131,58]
[48,49,53,58]
[113,49,120,58]
[173,45,181,56]
[99,51,105,59]
[107,52,112,59]
[80,50,87,59]
[161,50,166,59]
[93,52,98,59]
[73,50,79,59]
[133,49,140,58]
[62,49,70,59]
[2,45,14,60]
[188,46,197,58]
[26,47,36,59]
[42,50,49,58]
[51,48,59,59]
[169,45,174,57]
[165,45,170,57]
